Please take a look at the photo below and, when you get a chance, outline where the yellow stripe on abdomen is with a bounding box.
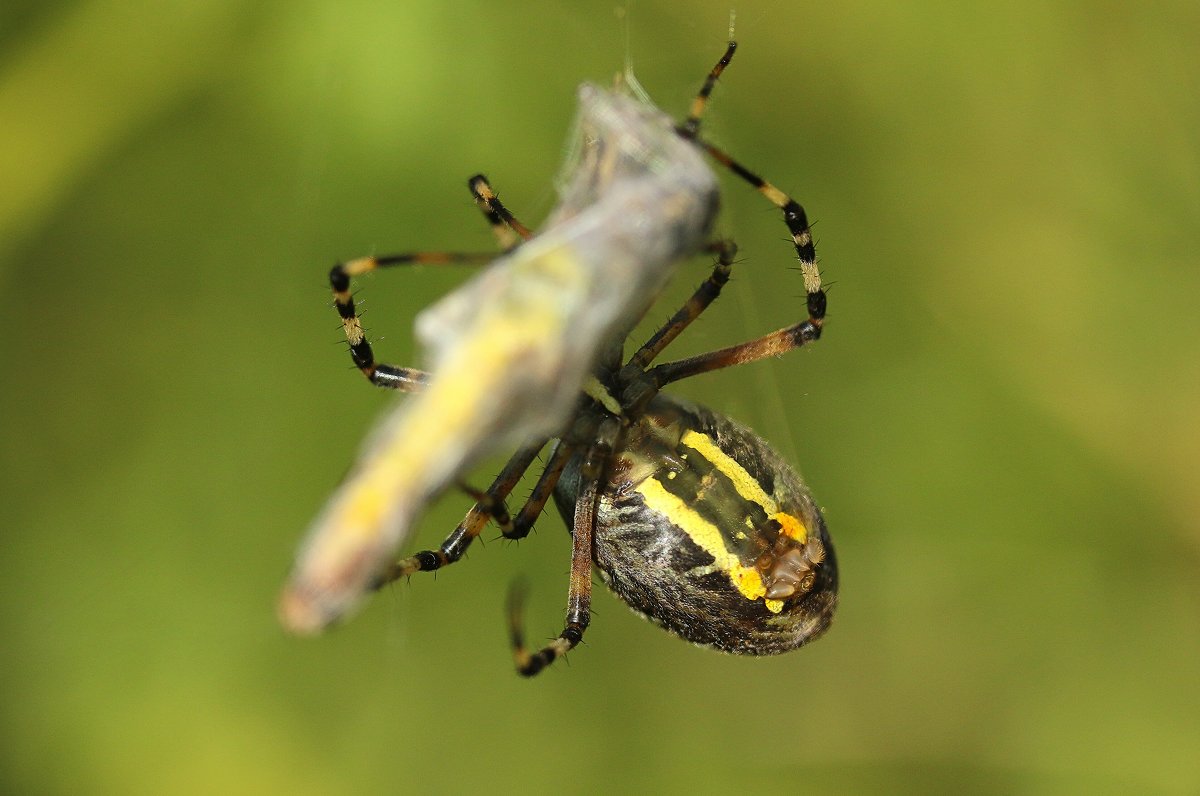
[680,429,807,544]
[634,476,783,613]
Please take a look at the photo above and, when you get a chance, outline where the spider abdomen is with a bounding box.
[554,396,837,655]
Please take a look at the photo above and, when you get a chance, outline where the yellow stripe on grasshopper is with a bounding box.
[283,248,586,633]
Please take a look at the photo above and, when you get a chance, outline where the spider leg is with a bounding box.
[331,174,534,389]
[693,138,826,333]
[676,40,827,338]
[371,437,548,586]
[645,320,819,389]
[505,439,579,540]
[623,239,737,374]
[468,174,533,247]
[508,417,617,676]
[330,252,495,389]
[352,175,547,585]
[678,41,737,138]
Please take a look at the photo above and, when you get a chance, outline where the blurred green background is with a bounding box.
[2,1,1198,793]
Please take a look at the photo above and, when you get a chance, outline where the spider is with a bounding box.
[280,41,837,676]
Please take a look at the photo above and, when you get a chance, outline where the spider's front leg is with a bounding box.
[676,39,828,344]
[330,173,534,390]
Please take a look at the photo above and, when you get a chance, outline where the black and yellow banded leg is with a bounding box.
[349,176,540,584]
[678,40,737,138]
[334,176,532,388]
[695,138,826,336]
[364,365,430,392]
[509,418,617,676]
[468,174,533,248]
[459,481,514,536]
[624,239,738,373]
[677,40,827,339]
[372,438,548,587]
[330,251,496,388]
